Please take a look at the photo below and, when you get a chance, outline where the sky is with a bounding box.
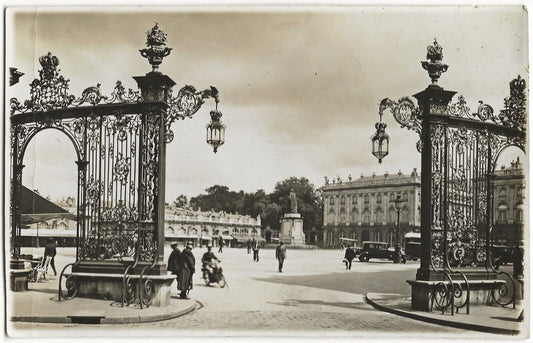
[6,5,528,202]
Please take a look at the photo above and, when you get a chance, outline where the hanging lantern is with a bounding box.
[206,109,226,153]
[371,120,389,164]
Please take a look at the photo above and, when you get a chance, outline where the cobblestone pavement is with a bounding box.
[11,247,498,338]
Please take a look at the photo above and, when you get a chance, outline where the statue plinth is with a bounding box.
[279,212,305,246]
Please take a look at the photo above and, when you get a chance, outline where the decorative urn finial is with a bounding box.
[421,39,449,86]
[139,23,173,73]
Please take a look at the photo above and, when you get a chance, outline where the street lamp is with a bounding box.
[371,109,389,164]
[393,194,403,263]
[206,106,226,153]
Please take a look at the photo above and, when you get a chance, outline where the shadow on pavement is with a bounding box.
[254,269,416,295]
[267,299,377,311]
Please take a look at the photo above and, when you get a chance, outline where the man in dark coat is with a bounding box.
[218,237,225,253]
[252,239,260,262]
[43,239,57,276]
[275,241,287,272]
[178,242,196,299]
[167,242,181,287]
[344,245,356,270]
[247,239,252,254]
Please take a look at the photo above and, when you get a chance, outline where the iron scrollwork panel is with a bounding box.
[79,110,159,262]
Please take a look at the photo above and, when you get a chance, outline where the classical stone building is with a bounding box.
[322,169,421,248]
[165,206,262,248]
[492,158,525,246]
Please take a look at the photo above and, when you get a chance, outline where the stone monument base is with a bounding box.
[407,279,507,312]
[63,272,175,307]
[280,213,305,246]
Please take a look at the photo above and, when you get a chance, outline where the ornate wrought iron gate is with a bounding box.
[374,40,526,312]
[10,24,224,303]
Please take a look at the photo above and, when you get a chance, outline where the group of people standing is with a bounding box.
[167,242,196,299]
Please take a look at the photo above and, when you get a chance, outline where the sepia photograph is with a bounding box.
[4,3,529,339]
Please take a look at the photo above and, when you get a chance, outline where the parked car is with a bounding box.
[356,241,406,263]
[404,232,421,261]
[491,245,513,269]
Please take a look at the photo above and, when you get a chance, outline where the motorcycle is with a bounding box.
[202,260,227,288]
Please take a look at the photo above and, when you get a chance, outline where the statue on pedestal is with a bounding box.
[289,189,298,213]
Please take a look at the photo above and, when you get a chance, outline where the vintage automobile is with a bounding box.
[491,245,513,269]
[404,232,421,261]
[356,241,406,263]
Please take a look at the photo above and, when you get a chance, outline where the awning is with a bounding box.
[498,204,508,211]
[231,234,266,243]
[21,213,76,224]
[340,238,357,242]
[20,228,77,237]
[405,232,421,239]
[166,233,201,239]
[219,235,233,240]
[21,185,76,224]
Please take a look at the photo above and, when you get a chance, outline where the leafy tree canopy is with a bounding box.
[183,177,323,234]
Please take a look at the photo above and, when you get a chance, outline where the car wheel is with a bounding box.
[360,254,369,262]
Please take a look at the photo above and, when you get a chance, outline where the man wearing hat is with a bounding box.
[167,242,181,286]
[275,241,287,273]
[201,245,220,279]
[177,242,196,299]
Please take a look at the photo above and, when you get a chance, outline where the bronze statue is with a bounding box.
[289,189,298,213]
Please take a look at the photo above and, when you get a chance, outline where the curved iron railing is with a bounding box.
[485,249,516,308]
[139,243,159,309]
[58,261,80,301]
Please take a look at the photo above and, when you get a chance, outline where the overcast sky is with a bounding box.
[6,6,528,202]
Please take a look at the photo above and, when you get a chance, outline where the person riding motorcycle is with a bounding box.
[201,245,221,279]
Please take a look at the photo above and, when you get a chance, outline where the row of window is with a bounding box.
[328,210,410,224]
[167,226,258,235]
[498,186,525,199]
[497,208,524,223]
[328,192,410,206]
[324,229,409,246]
[329,205,410,216]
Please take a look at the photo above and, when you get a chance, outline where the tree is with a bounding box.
[236,189,269,218]
[173,194,189,208]
[190,185,242,213]
[270,177,323,235]
[262,202,282,232]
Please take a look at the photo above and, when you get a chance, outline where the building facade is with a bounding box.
[322,169,421,248]
[165,206,262,248]
[492,158,525,246]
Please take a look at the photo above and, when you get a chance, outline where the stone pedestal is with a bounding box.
[10,258,31,292]
[64,272,175,307]
[280,213,305,246]
[407,279,506,312]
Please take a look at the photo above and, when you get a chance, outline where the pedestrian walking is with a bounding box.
[177,242,196,299]
[252,239,260,262]
[275,241,287,272]
[218,236,225,253]
[343,245,356,270]
[247,239,252,254]
[43,239,57,276]
[167,242,181,287]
